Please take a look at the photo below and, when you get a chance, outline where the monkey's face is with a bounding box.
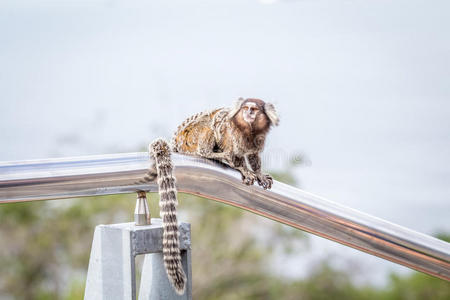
[241,102,260,124]
[230,98,275,135]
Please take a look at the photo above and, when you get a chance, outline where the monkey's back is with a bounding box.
[172,108,224,154]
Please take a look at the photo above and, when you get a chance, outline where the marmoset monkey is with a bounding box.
[148,98,279,294]
[173,97,279,188]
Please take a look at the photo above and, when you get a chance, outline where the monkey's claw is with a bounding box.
[257,174,273,190]
[241,172,256,186]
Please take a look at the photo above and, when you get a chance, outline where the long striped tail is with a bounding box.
[149,138,186,295]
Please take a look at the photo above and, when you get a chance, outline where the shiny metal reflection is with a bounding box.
[0,152,449,281]
[135,191,151,226]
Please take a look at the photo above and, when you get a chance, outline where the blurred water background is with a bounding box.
[1,0,449,299]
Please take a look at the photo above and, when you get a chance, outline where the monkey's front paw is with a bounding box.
[241,172,256,186]
[257,174,273,190]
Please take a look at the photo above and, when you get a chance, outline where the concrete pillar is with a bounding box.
[84,219,191,300]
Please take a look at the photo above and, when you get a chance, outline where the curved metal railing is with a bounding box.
[0,152,449,281]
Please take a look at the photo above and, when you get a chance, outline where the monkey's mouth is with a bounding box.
[243,114,256,123]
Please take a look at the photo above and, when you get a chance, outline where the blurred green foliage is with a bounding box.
[0,158,449,299]
[435,232,450,243]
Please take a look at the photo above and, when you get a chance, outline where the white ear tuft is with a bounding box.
[228,97,245,119]
[264,102,279,126]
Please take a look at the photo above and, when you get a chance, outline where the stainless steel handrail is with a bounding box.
[0,152,449,281]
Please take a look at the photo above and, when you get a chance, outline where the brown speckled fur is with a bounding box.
[146,99,278,295]
[172,98,279,188]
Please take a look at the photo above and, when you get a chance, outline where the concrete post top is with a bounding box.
[98,220,191,255]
